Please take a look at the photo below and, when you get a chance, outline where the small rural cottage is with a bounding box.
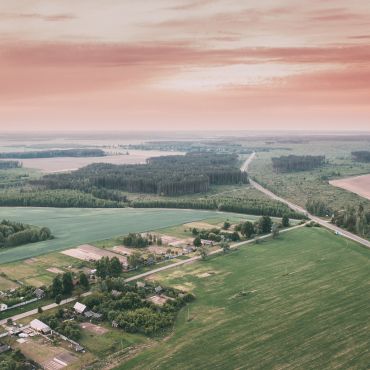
[30,319,51,334]
[73,302,87,314]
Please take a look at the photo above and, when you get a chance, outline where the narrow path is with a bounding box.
[243,154,370,249]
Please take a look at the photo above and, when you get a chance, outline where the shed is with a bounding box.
[155,286,163,294]
[111,290,122,297]
[34,288,45,299]
[30,319,51,334]
[0,344,10,354]
[73,302,86,314]
[0,303,8,312]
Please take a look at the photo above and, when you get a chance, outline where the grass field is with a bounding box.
[0,207,222,264]
[119,227,370,370]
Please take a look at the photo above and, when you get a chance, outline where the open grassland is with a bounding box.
[120,227,370,370]
[0,207,220,264]
[248,140,370,212]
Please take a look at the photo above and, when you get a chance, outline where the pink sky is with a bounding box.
[0,0,370,131]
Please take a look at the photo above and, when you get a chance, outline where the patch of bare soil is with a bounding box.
[330,174,370,200]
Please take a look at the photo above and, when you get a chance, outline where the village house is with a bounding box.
[0,303,8,311]
[30,319,51,334]
[84,310,102,320]
[201,239,214,246]
[73,302,87,314]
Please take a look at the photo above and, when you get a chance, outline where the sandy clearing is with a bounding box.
[80,322,108,335]
[147,295,172,306]
[183,221,218,230]
[330,174,370,200]
[61,244,127,265]
[46,267,65,274]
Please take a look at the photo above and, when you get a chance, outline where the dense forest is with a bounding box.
[0,148,105,159]
[0,219,52,248]
[306,199,333,217]
[33,152,248,196]
[0,160,22,169]
[332,205,370,237]
[352,151,370,162]
[272,155,325,173]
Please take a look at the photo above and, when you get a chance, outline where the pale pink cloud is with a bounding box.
[0,0,369,131]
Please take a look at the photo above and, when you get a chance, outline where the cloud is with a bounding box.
[0,12,76,22]
[308,8,368,22]
[167,0,215,11]
[2,40,370,68]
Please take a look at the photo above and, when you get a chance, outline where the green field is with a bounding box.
[119,227,370,370]
[0,207,222,264]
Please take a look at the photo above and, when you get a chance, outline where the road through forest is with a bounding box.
[242,153,370,249]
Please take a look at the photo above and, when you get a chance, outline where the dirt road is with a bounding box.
[0,291,91,326]
[125,222,306,283]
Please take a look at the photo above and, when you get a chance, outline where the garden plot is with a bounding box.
[80,322,108,335]
[62,244,127,265]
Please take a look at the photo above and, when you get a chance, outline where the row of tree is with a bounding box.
[0,219,52,248]
[0,160,22,169]
[0,189,124,208]
[352,151,370,162]
[306,199,332,217]
[332,205,370,237]
[272,155,325,173]
[0,148,105,159]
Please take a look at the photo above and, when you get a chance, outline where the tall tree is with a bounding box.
[62,272,74,295]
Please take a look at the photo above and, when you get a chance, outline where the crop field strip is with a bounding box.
[0,207,222,264]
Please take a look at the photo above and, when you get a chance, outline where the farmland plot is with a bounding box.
[0,207,218,264]
[119,227,370,370]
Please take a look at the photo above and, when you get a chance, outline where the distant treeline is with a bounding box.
[0,189,124,208]
[0,148,105,159]
[131,198,306,219]
[352,151,370,163]
[33,153,248,196]
[0,160,22,169]
[272,155,325,173]
[0,219,52,248]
